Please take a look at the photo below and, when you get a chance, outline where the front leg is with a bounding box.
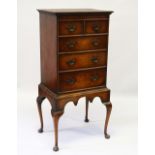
[51,110,64,151]
[104,102,112,139]
[36,96,45,133]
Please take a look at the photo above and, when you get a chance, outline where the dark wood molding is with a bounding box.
[58,33,108,38]
[58,48,107,55]
[59,66,107,73]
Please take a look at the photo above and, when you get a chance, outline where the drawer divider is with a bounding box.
[59,66,107,73]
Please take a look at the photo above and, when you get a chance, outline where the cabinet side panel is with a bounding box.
[39,13,57,92]
[105,15,110,86]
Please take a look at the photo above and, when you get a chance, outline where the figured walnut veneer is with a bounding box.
[36,9,113,151]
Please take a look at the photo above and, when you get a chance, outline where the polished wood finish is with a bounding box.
[37,9,113,151]
[39,13,57,91]
[59,35,108,52]
[85,20,109,34]
[36,96,45,133]
[59,51,107,70]
[104,103,112,139]
[51,110,63,151]
[59,21,83,35]
[59,68,107,92]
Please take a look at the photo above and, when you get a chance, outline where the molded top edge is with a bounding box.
[37,8,114,14]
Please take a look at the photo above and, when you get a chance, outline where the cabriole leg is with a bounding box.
[36,96,45,133]
[51,111,63,152]
[104,102,112,139]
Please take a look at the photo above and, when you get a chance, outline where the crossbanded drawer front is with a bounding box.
[59,21,83,35]
[59,68,106,92]
[85,20,109,34]
[59,51,107,70]
[59,36,108,52]
[58,14,109,20]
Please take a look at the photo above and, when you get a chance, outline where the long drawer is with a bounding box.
[59,51,107,70]
[59,35,108,52]
[59,68,106,92]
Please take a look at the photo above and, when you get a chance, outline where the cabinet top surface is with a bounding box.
[37,8,113,14]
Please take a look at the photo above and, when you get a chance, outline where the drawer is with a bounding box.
[59,15,83,20]
[59,51,107,70]
[85,14,109,19]
[85,20,109,34]
[59,36,108,52]
[59,14,109,20]
[59,21,83,35]
[59,68,106,92]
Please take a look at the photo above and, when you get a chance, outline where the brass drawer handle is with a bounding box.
[67,59,76,66]
[91,57,98,63]
[92,24,100,32]
[92,39,100,47]
[65,78,76,84]
[66,40,77,48]
[91,75,99,81]
[66,24,76,32]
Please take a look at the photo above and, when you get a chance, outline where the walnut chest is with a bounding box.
[36,9,113,151]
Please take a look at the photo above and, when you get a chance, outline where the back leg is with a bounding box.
[84,98,89,122]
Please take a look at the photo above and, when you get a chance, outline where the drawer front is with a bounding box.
[85,20,109,34]
[59,68,106,92]
[59,21,83,35]
[85,14,109,19]
[59,36,108,52]
[59,14,109,20]
[59,15,83,20]
[59,51,107,70]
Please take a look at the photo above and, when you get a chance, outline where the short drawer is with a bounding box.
[59,51,107,70]
[85,20,109,34]
[59,21,83,35]
[59,68,106,92]
[59,36,108,52]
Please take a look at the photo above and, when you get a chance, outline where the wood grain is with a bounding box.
[37,9,113,151]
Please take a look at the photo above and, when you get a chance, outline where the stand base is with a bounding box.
[37,83,112,151]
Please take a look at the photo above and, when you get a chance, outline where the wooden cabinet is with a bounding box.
[36,9,113,151]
